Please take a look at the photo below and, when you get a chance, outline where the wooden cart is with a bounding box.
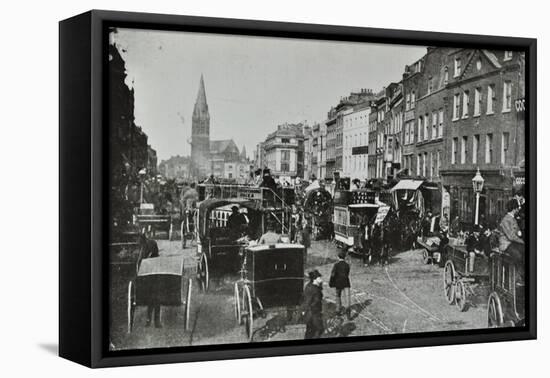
[443,244,489,312]
[127,255,192,333]
[487,251,525,328]
[234,244,306,342]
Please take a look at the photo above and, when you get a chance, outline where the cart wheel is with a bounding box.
[242,285,254,341]
[455,280,468,312]
[182,278,192,331]
[197,253,209,292]
[488,292,504,328]
[127,280,136,333]
[234,282,242,325]
[443,260,456,304]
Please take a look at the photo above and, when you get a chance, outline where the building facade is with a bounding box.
[402,48,450,183]
[384,83,404,180]
[343,102,371,180]
[262,123,306,178]
[368,104,378,180]
[441,49,525,228]
[158,155,191,180]
[325,111,337,179]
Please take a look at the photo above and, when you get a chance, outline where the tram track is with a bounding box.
[383,266,442,322]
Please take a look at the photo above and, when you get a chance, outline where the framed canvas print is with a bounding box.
[59,10,536,368]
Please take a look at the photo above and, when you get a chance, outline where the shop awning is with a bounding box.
[390,179,424,192]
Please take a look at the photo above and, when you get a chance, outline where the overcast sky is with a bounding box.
[112,28,426,162]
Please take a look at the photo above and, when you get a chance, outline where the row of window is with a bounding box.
[451,132,510,165]
[403,109,445,145]
[402,151,442,179]
[453,81,513,120]
[344,133,368,149]
[404,51,514,111]
[344,155,368,172]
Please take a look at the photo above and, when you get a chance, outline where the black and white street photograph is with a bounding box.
[107,27,527,351]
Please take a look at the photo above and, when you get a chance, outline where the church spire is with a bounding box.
[193,74,209,119]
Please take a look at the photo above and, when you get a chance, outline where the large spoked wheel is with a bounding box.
[454,280,468,312]
[488,292,504,328]
[241,285,254,342]
[197,253,209,292]
[443,260,456,304]
[181,278,192,331]
[127,280,136,333]
[234,282,242,325]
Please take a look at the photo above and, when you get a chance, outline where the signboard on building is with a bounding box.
[404,110,415,122]
[352,145,369,155]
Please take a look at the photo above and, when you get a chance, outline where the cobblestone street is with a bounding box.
[110,239,489,350]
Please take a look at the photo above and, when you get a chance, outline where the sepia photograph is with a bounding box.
[106,26,528,351]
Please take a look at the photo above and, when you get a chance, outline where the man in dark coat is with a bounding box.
[227,205,247,239]
[329,251,351,316]
[139,233,162,328]
[302,270,324,339]
[259,169,277,192]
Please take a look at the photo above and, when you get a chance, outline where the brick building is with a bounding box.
[402,48,451,182]
[441,49,525,228]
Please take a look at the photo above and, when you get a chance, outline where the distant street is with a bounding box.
[110,239,489,350]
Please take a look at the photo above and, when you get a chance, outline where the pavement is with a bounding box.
[109,238,489,350]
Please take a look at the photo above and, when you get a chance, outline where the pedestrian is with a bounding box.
[329,251,351,317]
[360,220,371,266]
[465,225,482,273]
[450,215,461,237]
[302,269,324,339]
[498,199,525,281]
[139,233,162,328]
[327,220,335,241]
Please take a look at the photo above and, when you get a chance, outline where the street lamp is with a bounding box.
[472,168,485,225]
[138,168,147,204]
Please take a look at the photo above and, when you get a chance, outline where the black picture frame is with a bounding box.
[59,9,537,368]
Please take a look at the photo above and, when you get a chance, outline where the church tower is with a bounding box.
[191,74,210,179]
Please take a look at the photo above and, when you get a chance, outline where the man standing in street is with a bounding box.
[302,269,324,339]
[499,199,525,281]
[138,233,162,328]
[181,182,198,248]
[329,251,351,317]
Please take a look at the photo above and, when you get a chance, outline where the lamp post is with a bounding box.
[472,168,485,225]
[138,168,147,204]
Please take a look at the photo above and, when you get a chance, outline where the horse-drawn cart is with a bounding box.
[234,243,306,342]
[443,244,489,312]
[487,251,525,328]
[127,255,192,333]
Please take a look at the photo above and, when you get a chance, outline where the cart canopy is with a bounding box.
[390,179,424,192]
[138,255,184,277]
